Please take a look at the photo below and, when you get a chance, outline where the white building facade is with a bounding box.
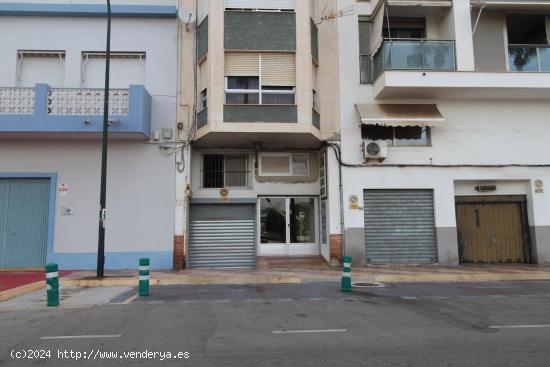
[337,0,550,266]
[0,0,179,269]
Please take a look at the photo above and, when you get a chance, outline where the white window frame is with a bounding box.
[258,152,309,177]
[224,53,296,105]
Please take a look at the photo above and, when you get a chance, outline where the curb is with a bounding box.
[0,281,43,302]
[60,276,304,287]
[374,273,550,283]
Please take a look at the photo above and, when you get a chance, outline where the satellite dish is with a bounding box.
[178,8,196,24]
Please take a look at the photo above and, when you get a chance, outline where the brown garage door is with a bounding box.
[455,196,531,263]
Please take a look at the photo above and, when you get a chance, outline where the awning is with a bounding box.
[356,104,445,127]
[471,0,550,10]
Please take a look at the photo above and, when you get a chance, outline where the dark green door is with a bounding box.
[0,179,50,268]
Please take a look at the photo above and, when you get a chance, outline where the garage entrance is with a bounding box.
[188,204,256,268]
[455,196,531,263]
[0,179,50,268]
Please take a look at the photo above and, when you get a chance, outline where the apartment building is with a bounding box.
[338,0,550,266]
[175,0,342,268]
[0,1,178,269]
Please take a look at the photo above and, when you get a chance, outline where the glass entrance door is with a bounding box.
[258,197,318,256]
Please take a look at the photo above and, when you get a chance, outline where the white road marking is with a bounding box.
[213,299,231,303]
[276,298,293,302]
[147,300,165,305]
[426,296,450,300]
[401,296,418,300]
[489,324,550,329]
[41,334,122,340]
[273,329,347,334]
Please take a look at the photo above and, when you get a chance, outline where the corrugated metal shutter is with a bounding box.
[0,179,49,268]
[225,52,259,76]
[261,53,296,86]
[225,0,294,10]
[188,220,255,268]
[363,189,437,264]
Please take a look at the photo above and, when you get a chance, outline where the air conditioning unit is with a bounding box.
[363,140,388,161]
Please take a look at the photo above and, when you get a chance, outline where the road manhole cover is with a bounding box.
[352,282,385,288]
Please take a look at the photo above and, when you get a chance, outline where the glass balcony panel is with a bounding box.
[388,41,423,69]
[539,48,550,72]
[423,42,455,70]
[508,47,538,72]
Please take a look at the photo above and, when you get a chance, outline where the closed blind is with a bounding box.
[225,52,259,76]
[261,53,296,86]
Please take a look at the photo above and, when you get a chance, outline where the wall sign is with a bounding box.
[57,183,69,196]
[534,179,544,194]
[348,194,360,210]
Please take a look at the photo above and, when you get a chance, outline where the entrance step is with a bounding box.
[257,256,330,270]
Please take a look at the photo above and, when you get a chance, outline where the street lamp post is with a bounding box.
[97,0,111,278]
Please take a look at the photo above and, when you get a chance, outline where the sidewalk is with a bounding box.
[59,264,550,287]
[0,270,73,302]
[2,265,550,302]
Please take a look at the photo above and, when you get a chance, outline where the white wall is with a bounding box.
[0,11,178,263]
[336,0,550,264]
[0,141,175,254]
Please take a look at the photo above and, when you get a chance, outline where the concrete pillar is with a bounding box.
[452,0,475,71]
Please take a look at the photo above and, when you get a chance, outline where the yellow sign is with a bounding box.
[348,195,360,210]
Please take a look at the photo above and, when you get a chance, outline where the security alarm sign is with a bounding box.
[57,183,69,196]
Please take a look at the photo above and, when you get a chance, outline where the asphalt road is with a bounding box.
[1,281,550,366]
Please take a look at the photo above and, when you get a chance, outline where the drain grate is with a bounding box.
[352,282,385,288]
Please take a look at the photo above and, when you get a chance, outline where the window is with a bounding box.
[359,20,372,84]
[202,154,251,188]
[506,14,550,72]
[312,89,318,110]
[382,17,426,39]
[200,88,207,110]
[225,52,296,105]
[259,153,309,176]
[362,125,430,147]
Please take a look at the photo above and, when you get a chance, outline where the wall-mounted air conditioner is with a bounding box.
[363,140,387,161]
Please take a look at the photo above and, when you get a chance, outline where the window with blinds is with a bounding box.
[225,51,295,105]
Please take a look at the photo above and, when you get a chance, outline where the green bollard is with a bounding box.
[138,258,150,297]
[45,263,59,307]
[341,256,352,292]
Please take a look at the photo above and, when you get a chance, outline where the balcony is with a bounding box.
[0,84,151,139]
[371,39,456,81]
[508,45,550,72]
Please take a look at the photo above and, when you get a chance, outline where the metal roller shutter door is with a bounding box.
[188,204,256,268]
[363,189,437,264]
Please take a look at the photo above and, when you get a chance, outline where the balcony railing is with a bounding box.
[508,45,550,72]
[371,39,456,81]
[0,84,151,139]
